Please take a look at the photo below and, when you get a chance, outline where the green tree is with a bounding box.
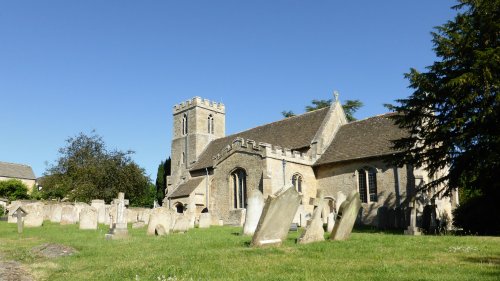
[391,0,500,234]
[40,132,153,206]
[155,157,171,205]
[282,99,363,121]
[0,179,30,201]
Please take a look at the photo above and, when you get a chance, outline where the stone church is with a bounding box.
[164,96,456,228]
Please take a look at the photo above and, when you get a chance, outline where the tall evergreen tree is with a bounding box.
[391,0,499,234]
[155,157,171,205]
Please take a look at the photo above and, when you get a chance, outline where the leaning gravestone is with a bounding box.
[330,191,361,241]
[79,206,98,230]
[251,186,301,247]
[198,213,211,229]
[91,200,106,224]
[242,189,265,236]
[60,205,78,225]
[23,202,45,228]
[298,190,327,244]
[147,208,174,236]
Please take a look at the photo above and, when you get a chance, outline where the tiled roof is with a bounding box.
[169,177,204,198]
[190,107,329,171]
[0,162,36,180]
[314,113,408,165]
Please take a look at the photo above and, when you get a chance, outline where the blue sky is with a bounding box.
[0,0,456,180]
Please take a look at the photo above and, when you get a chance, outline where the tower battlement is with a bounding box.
[173,96,225,114]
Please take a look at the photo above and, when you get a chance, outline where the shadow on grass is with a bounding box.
[352,225,404,235]
[462,256,500,266]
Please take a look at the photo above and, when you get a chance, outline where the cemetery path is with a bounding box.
[0,252,34,281]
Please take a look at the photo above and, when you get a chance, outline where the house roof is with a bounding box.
[314,113,408,166]
[190,107,330,171]
[0,162,36,180]
[169,177,205,198]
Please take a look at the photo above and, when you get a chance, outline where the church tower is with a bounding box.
[170,97,225,189]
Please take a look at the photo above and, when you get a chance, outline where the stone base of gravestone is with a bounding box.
[198,213,211,229]
[79,206,98,230]
[298,190,326,244]
[147,208,175,236]
[404,227,421,235]
[330,191,361,241]
[132,221,146,229]
[107,223,129,239]
[242,189,265,236]
[251,186,301,247]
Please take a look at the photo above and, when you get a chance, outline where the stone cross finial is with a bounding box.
[334,90,339,102]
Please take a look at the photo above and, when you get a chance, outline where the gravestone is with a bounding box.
[330,191,361,241]
[298,190,326,244]
[132,221,146,229]
[50,204,63,223]
[106,192,129,239]
[11,206,28,234]
[336,191,347,212]
[91,200,106,224]
[74,202,89,222]
[23,202,44,228]
[326,212,335,232]
[172,215,191,233]
[79,206,98,230]
[104,204,112,225]
[60,205,78,225]
[242,189,265,236]
[155,225,167,236]
[251,186,301,247]
[147,208,174,236]
[198,213,211,229]
[127,208,138,223]
[404,201,421,235]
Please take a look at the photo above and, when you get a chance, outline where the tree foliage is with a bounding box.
[40,132,152,206]
[390,0,499,234]
[282,99,363,121]
[155,157,171,205]
[0,179,30,201]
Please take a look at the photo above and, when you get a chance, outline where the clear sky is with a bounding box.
[0,0,456,180]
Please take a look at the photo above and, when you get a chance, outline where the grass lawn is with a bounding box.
[0,221,498,281]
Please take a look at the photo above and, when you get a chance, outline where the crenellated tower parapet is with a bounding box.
[173,96,225,114]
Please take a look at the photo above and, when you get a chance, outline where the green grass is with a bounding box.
[0,221,499,281]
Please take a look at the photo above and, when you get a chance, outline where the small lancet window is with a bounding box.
[358,168,378,203]
[182,114,188,135]
[231,168,247,209]
[208,114,214,134]
[292,174,303,193]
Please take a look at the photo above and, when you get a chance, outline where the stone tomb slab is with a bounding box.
[251,186,301,247]
[330,191,361,241]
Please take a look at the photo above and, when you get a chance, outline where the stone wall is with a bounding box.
[316,158,415,226]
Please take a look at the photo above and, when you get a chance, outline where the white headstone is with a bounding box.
[79,206,98,230]
[243,189,265,236]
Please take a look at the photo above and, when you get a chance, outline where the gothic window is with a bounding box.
[231,168,247,209]
[208,114,214,134]
[292,173,303,193]
[358,168,378,203]
[182,114,188,135]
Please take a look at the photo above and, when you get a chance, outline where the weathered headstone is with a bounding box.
[198,213,211,229]
[127,208,138,223]
[23,202,45,227]
[298,190,326,244]
[336,191,347,211]
[50,204,63,223]
[106,192,129,239]
[251,186,301,247]
[147,208,174,236]
[330,191,361,241]
[7,201,22,224]
[172,215,191,233]
[405,201,422,235]
[91,200,106,224]
[326,212,335,232]
[79,206,98,230]
[11,206,27,234]
[60,205,78,225]
[242,189,265,236]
